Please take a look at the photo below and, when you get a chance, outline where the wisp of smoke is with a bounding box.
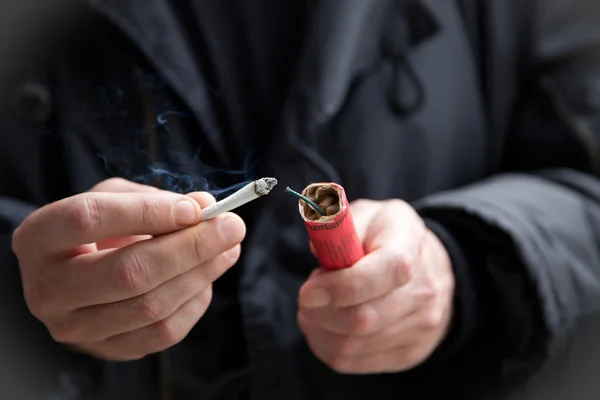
[91,69,256,198]
[97,122,256,199]
[99,146,256,199]
[133,149,256,198]
[156,110,189,125]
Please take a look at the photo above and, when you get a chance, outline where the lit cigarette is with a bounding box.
[200,177,278,221]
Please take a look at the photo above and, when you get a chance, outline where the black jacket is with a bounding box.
[2,0,600,399]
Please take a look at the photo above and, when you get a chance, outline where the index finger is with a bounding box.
[14,192,203,255]
[299,248,413,309]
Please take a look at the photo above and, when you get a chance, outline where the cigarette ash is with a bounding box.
[255,177,278,195]
[301,184,342,221]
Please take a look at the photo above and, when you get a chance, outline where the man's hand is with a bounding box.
[12,178,246,361]
[298,199,455,374]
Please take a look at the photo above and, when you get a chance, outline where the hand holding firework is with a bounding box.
[295,197,455,374]
[12,178,250,361]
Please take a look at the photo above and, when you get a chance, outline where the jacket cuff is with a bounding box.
[421,217,484,363]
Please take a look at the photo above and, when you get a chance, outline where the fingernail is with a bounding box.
[175,199,198,225]
[220,217,244,244]
[303,289,331,308]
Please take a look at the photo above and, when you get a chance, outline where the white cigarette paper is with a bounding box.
[200,177,278,221]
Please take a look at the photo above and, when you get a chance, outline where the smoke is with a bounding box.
[131,148,256,197]
[98,143,256,198]
[156,110,189,125]
[96,106,256,199]
[61,24,257,199]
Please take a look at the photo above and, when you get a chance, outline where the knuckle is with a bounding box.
[178,271,205,297]
[191,228,212,263]
[384,198,410,209]
[217,248,238,272]
[105,177,128,187]
[25,298,46,320]
[418,275,439,301]
[348,304,378,336]
[95,177,126,191]
[332,335,360,356]
[388,250,414,286]
[11,225,26,255]
[138,198,159,228]
[106,177,125,183]
[351,198,373,209]
[91,177,127,192]
[195,266,213,291]
[22,280,40,306]
[420,309,444,331]
[115,252,151,295]
[188,291,211,320]
[23,281,53,318]
[69,195,101,234]
[197,286,213,308]
[49,318,79,344]
[296,312,307,332]
[154,318,186,348]
[337,275,363,304]
[132,292,167,323]
[385,199,421,222]
[201,252,233,284]
[327,355,354,374]
[383,199,416,218]
[416,222,427,242]
[401,348,427,369]
[12,211,42,255]
[225,245,241,265]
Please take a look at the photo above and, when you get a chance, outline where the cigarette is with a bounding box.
[200,177,278,221]
[287,182,365,270]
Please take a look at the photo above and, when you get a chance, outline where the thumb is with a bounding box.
[348,200,384,244]
[96,192,218,251]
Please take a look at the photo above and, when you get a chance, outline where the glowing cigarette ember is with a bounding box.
[200,177,278,221]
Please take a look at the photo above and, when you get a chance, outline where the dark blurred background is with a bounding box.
[0,1,599,399]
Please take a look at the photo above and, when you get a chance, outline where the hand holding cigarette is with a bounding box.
[297,199,455,374]
[12,178,247,361]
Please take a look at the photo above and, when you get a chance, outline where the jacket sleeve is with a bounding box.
[415,0,600,392]
[0,91,100,400]
[0,196,102,399]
